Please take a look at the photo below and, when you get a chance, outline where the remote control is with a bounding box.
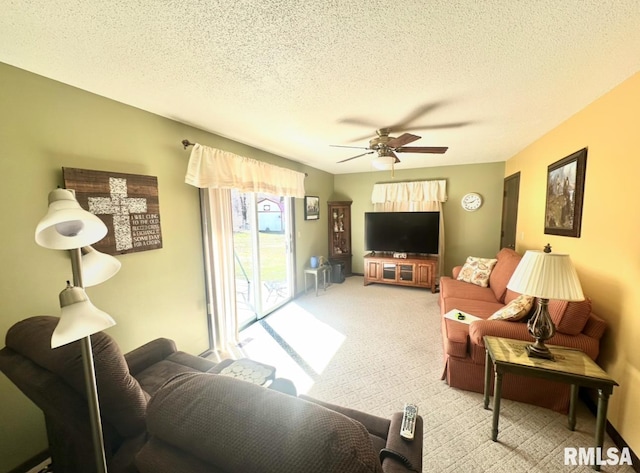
[400,403,418,440]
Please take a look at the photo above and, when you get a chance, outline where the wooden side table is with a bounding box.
[483,336,618,471]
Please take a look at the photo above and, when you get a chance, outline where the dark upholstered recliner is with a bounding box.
[0,316,235,472]
[135,372,423,473]
[1,316,423,473]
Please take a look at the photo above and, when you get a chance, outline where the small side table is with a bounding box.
[304,265,331,296]
[218,358,276,386]
[483,336,618,471]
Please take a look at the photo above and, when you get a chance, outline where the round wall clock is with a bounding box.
[461,192,483,211]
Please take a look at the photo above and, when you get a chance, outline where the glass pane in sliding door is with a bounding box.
[231,190,256,328]
[232,190,293,329]
[257,193,292,316]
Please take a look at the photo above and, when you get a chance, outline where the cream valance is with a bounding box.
[371,180,447,274]
[371,180,447,204]
[185,143,306,198]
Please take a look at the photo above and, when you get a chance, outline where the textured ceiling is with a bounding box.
[2,1,640,174]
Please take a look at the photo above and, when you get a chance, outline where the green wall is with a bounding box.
[334,162,506,275]
[0,62,331,472]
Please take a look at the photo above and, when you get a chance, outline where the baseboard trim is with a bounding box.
[579,389,639,472]
[8,450,49,473]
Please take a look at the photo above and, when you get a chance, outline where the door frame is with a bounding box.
[500,172,520,250]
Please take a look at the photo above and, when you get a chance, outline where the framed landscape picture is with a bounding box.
[304,196,320,220]
[544,148,587,238]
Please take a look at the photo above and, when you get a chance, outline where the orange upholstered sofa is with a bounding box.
[439,248,607,413]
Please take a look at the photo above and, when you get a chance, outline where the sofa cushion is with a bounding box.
[489,248,522,303]
[582,313,607,340]
[145,373,384,473]
[457,256,498,287]
[136,357,212,398]
[504,289,522,305]
[441,297,505,319]
[489,294,534,321]
[136,437,215,473]
[440,277,503,304]
[549,298,592,335]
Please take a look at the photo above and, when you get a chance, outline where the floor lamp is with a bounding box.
[35,188,121,473]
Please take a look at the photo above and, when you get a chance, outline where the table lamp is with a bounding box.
[35,188,120,473]
[506,244,584,360]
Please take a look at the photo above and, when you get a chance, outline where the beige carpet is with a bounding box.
[239,276,634,473]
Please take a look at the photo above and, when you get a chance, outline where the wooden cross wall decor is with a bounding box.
[63,167,163,255]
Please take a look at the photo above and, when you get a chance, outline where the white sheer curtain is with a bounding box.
[371,180,447,276]
[185,143,305,356]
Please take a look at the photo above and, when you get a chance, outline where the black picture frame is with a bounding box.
[304,196,320,220]
[544,148,587,238]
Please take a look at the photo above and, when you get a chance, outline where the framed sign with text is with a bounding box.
[63,167,163,255]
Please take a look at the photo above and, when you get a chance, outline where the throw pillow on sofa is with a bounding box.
[489,294,534,321]
[549,298,592,335]
[457,256,498,288]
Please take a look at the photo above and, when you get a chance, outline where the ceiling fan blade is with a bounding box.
[330,144,371,150]
[387,133,421,149]
[337,151,374,163]
[388,150,400,163]
[337,117,380,128]
[401,121,472,132]
[388,101,445,130]
[345,131,379,143]
[395,146,448,154]
[339,102,444,131]
[346,121,470,143]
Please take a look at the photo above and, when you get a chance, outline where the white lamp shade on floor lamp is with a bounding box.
[52,283,116,348]
[82,246,122,287]
[35,188,107,250]
[35,187,115,473]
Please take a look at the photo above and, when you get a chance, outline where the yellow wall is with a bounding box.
[0,62,332,471]
[505,72,640,453]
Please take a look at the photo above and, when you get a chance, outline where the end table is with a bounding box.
[483,336,618,471]
[304,265,331,296]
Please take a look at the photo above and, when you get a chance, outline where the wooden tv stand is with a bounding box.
[364,253,438,293]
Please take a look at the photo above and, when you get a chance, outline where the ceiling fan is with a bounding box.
[332,128,448,169]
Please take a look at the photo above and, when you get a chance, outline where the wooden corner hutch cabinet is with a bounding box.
[327,201,352,276]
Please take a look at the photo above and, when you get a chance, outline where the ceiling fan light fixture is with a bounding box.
[372,155,396,170]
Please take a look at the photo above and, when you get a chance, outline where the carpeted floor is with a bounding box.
[239,275,634,473]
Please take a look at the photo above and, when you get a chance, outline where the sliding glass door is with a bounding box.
[232,190,293,329]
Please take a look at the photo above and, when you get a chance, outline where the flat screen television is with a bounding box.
[364,211,439,255]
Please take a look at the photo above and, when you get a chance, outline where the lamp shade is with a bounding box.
[507,250,584,301]
[81,246,122,287]
[36,189,107,250]
[372,155,396,170]
[52,283,116,348]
